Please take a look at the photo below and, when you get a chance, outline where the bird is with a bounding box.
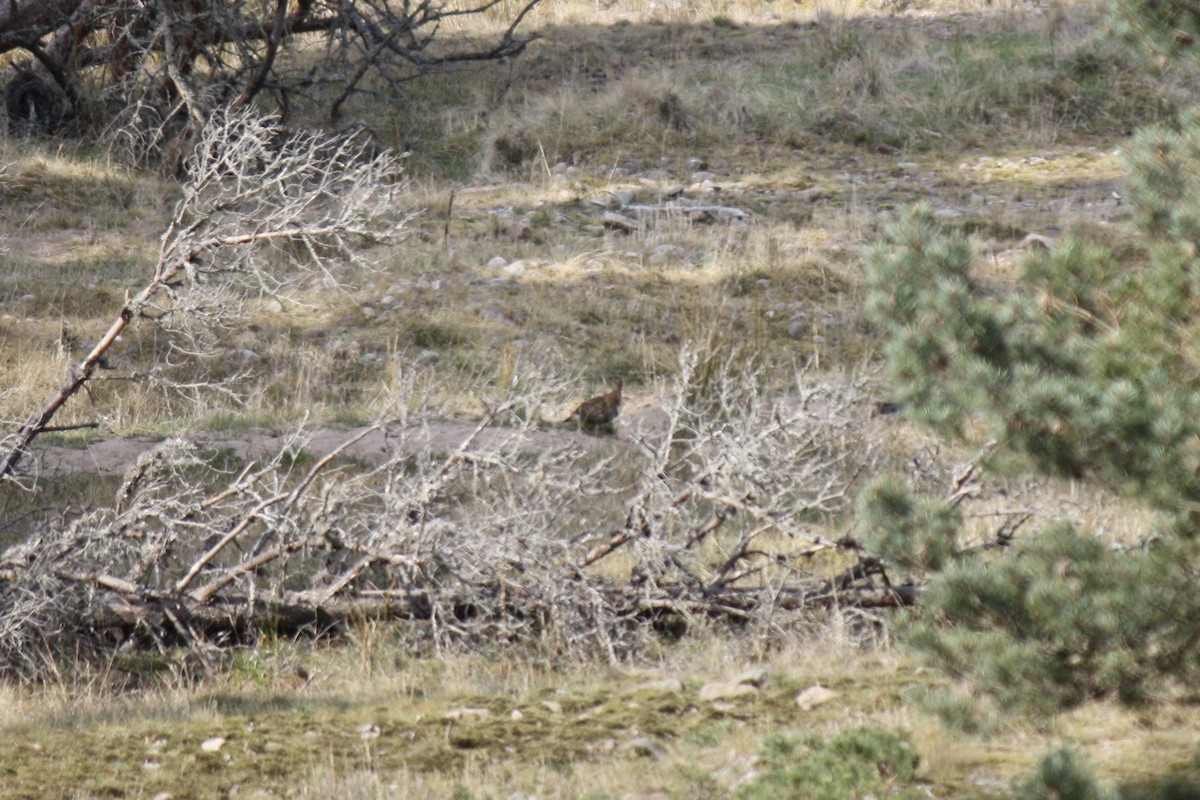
[565,376,623,427]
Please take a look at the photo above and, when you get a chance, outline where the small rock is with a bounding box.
[787,315,808,340]
[486,256,509,270]
[359,724,381,739]
[699,680,759,701]
[731,668,769,688]
[611,189,635,207]
[503,259,529,277]
[795,684,839,711]
[510,709,524,721]
[621,736,667,759]
[360,305,377,320]
[602,211,640,233]
[687,157,708,170]
[542,700,563,714]
[1021,232,1055,250]
[200,736,226,753]
[152,793,173,800]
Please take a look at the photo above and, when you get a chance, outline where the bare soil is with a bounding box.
[18,400,672,477]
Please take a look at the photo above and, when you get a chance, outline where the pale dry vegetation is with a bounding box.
[0,0,1180,435]
[0,0,1196,797]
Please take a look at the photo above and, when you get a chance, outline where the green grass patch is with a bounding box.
[732,726,923,800]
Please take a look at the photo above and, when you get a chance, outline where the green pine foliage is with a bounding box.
[908,525,1200,713]
[865,193,1200,517]
[1110,0,1200,62]
[731,726,922,800]
[858,476,961,572]
[1017,747,1200,800]
[864,68,1200,713]
[1017,749,1117,800]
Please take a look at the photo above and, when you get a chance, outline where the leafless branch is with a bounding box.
[0,108,407,482]
[1,343,897,679]
[0,1,543,144]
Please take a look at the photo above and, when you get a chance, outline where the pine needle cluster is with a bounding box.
[864,47,1200,718]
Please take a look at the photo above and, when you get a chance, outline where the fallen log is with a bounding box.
[72,572,921,645]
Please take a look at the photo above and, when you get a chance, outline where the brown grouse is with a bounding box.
[565,376,623,427]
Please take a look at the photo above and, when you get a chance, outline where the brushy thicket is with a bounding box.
[0,333,879,679]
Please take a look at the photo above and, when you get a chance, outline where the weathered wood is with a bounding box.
[62,573,921,644]
[0,301,135,479]
[0,0,85,32]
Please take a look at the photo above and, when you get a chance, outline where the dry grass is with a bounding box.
[0,0,1177,434]
[4,630,1199,798]
[0,0,1196,796]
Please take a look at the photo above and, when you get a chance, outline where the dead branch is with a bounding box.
[0,346,895,678]
[0,110,406,482]
[1,1,544,140]
[59,573,920,644]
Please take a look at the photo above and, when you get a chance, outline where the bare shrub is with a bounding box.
[0,107,408,484]
[0,349,886,679]
[0,1,544,148]
[0,102,894,681]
